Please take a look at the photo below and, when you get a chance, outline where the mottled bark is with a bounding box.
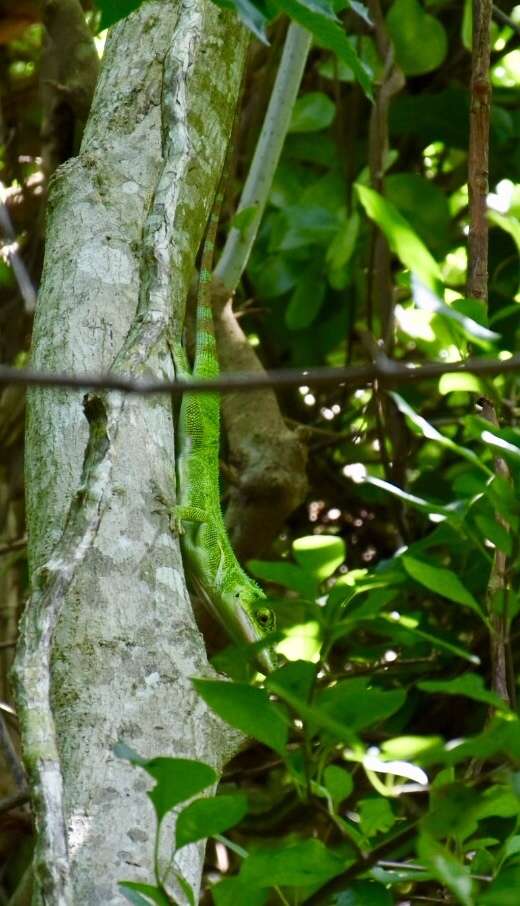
[16,2,247,903]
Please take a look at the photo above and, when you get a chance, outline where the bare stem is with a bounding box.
[215,22,312,291]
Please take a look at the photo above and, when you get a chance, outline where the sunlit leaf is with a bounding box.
[412,279,500,345]
[390,392,491,474]
[292,534,345,578]
[356,184,442,290]
[364,475,454,520]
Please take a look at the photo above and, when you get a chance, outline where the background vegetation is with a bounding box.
[2,1,520,904]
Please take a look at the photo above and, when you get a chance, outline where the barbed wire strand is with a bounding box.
[0,351,519,397]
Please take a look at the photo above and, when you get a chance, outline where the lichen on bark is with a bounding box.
[16,2,248,903]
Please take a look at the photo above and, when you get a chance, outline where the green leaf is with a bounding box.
[118,883,170,906]
[418,674,508,710]
[214,0,269,42]
[289,92,336,132]
[417,834,474,906]
[358,798,396,837]
[249,253,299,297]
[356,184,442,291]
[402,555,484,618]
[292,535,345,578]
[231,205,258,235]
[379,613,480,664]
[479,865,520,905]
[115,745,217,823]
[381,736,444,762]
[323,764,354,809]
[192,679,288,754]
[176,794,248,849]
[265,659,317,701]
[364,475,454,520]
[95,0,144,30]
[422,782,480,843]
[326,211,360,286]
[240,838,345,886]
[411,281,499,346]
[389,392,491,475]
[248,559,318,597]
[212,877,268,906]
[271,205,337,250]
[286,264,326,329]
[386,0,447,75]
[335,881,393,905]
[480,428,520,462]
[174,872,196,906]
[385,173,451,254]
[267,678,359,743]
[473,514,512,555]
[274,0,373,98]
[439,372,485,395]
[317,678,406,731]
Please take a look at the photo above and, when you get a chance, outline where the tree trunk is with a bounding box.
[17,2,248,903]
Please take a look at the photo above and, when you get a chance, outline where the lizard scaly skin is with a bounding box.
[169,192,277,674]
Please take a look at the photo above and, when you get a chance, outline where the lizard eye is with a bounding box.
[255,607,274,630]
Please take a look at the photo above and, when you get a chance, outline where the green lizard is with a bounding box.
[166,189,277,675]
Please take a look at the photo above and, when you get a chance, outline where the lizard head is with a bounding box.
[224,587,278,674]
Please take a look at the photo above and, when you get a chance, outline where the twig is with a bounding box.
[0,711,25,789]
[0,184,37,313]
[0,537,26,556]
[492,4,520,37]
[0,352,520,397]
[467,1,510,705]
[0,788,29,816]
[478,399,512,704]
[468,0,492,300]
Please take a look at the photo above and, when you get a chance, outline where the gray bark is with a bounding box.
[16,2,248,903]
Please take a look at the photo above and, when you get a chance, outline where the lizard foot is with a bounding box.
[152,484,185,535]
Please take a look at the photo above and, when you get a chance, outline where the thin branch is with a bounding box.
[492,4,520,37]
[0,185,37,313]
[467,1,510,706]
[215,22,312,291]
[0,537,26,556]
[0,788,29,816]
[0,711,26,790]
[0,352,519,397]
[468,0,492,300]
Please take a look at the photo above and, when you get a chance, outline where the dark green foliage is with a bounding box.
[107,2,520,904]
